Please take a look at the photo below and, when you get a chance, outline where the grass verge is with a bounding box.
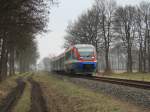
[102,72,150,81]
[0,75,19,104]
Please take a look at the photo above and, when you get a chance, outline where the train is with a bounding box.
[51,44,97,75]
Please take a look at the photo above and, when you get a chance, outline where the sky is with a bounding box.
[37,0,148,61]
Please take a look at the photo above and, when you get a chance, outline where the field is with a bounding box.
[98,72,150,81]
[0,72,149,112]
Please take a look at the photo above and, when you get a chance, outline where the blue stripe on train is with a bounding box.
[73,62,97,70]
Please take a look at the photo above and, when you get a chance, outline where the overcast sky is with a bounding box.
[37,0,149,61]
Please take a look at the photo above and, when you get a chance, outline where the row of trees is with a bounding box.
[64,0,150,73]
[0,0,55,81]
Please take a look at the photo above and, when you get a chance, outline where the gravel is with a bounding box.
[53,74,150,110]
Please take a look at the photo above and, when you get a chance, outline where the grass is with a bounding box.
[0,75,19,104]
[33,73,147,112]
[0,72,32,106]
[12,81,31,112]
[103,72,150,81]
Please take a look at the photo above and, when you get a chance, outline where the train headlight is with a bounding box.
[92,57,95,59]
[80,57,83,59]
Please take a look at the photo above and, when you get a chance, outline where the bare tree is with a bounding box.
[95,0,117,73]
[114,6,137,73]
[65,7,101,52]
[139,2,150,72]
[133,5,149,72]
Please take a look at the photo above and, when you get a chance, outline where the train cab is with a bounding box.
[71,44,97,75]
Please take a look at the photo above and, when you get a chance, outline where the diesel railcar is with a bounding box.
[51,44,97,75]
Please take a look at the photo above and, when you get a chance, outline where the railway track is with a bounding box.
[54,72,150,90]
[55,72,150,90]
[78,76,150,90]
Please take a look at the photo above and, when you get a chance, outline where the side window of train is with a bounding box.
[69,51,72,60]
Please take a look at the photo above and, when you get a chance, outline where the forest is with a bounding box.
[64,0,150,73]
[0,0,55,81]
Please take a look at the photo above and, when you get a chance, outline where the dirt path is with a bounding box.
[0,78,26,112]
[29,79,48,112]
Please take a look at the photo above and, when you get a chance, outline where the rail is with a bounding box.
[82,76,150,90]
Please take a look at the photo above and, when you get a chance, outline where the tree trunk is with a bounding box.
[148,30,150,72]
[138,44,143,72]
[19,55,24,73]
[1,51,8,79]
[9,46,15,76]
[104,47,111,73]
[143,32,147,72]
[0,37,8,81]
[127,45,132,73]
[0,38,3,81]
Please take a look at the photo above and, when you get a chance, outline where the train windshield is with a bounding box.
[77,47,94,57]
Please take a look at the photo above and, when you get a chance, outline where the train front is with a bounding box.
[74,44,97,75]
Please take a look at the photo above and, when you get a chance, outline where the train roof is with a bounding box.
[74,44,95,48]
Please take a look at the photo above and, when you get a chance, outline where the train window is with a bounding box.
[72,52,77,59]
[77,47,94,57]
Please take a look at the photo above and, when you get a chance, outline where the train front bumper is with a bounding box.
[73,62,97,73]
